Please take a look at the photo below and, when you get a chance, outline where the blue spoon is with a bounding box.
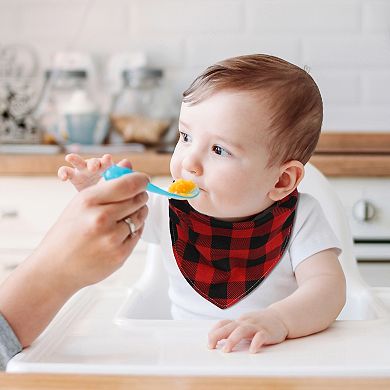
[103,165,200,200]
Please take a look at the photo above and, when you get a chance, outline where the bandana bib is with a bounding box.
[169,190,298,309]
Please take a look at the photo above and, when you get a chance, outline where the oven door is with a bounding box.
[354,240,390,261]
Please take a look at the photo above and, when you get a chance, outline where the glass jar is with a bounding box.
[36,70,104,144]
[110,67,174,145]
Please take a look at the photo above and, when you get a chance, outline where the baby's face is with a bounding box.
[170,90,282,221]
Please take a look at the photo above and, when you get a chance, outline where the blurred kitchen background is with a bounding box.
[0,0,389,286]
[1,0,390,143]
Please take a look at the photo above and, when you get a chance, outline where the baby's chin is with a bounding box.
[189,195,271,222]
[188,197,217,218]
[188,198,242,221]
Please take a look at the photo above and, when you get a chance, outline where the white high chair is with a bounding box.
[116,162,390,322]
[7,163,390,376]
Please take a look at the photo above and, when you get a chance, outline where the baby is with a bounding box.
[59,54,346,354]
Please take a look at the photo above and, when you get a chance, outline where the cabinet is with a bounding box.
[0,177,71,281]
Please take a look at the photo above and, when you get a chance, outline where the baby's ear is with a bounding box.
[268,160,304,201]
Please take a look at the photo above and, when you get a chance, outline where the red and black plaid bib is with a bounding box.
[169,190,298,309]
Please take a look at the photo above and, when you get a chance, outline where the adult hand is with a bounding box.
[0,171,148,347]
[36,171,149,290]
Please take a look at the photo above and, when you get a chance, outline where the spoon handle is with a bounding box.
[102,165,198,200]
[145,182,199,200]
[102,165,133,181]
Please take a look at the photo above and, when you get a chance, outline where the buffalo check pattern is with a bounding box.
[169,190,298,309]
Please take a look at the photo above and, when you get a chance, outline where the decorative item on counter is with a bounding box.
[0,44,42,144]
[35,52,108,145]
[110,65,175,145]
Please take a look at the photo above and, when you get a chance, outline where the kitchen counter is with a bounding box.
[1,373,389,390]
[0,133,389,177]
[312,132,390,176]
[0,150,171,177]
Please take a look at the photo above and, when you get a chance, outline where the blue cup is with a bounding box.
[65,112,99,144]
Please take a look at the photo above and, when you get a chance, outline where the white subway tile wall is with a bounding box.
[1,0,390,131]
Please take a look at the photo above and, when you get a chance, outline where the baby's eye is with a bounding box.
[212,145,231,157]
[179,131,191,143]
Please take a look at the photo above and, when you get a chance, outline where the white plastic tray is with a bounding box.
[7,285,390,376]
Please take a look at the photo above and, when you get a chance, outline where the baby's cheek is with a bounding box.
[169,155,179,179]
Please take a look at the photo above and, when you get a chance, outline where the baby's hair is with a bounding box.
[183,54,323,166]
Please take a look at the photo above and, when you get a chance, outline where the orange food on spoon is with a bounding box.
[168,179,197,196]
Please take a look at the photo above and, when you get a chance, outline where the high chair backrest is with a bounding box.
[298,163,363,286]
[118,163,388,322]
[298,164,389,320]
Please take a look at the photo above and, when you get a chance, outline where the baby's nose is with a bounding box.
[182,153,203,176]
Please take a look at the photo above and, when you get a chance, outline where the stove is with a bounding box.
[329,177,390,261]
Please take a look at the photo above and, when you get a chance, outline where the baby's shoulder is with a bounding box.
[293,192,325,230]
[296,192,321,213]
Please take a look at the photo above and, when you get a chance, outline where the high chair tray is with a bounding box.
[7,285,390,376]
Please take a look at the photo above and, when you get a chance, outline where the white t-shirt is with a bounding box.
[142,192,341,320]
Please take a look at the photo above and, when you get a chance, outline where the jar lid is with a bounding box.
[122,68,163,84]
[45,69,87,79]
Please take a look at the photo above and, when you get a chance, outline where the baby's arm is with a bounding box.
[208,249,346,353]
[58,153,131,192]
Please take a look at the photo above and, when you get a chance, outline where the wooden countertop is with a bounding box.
[0,150,171,177]
[311,132,390,176]
[0,133,390,177]
[1,373,390,390]
[310,154,390,177]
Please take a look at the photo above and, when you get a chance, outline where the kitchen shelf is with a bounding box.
[0,133,390,177]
